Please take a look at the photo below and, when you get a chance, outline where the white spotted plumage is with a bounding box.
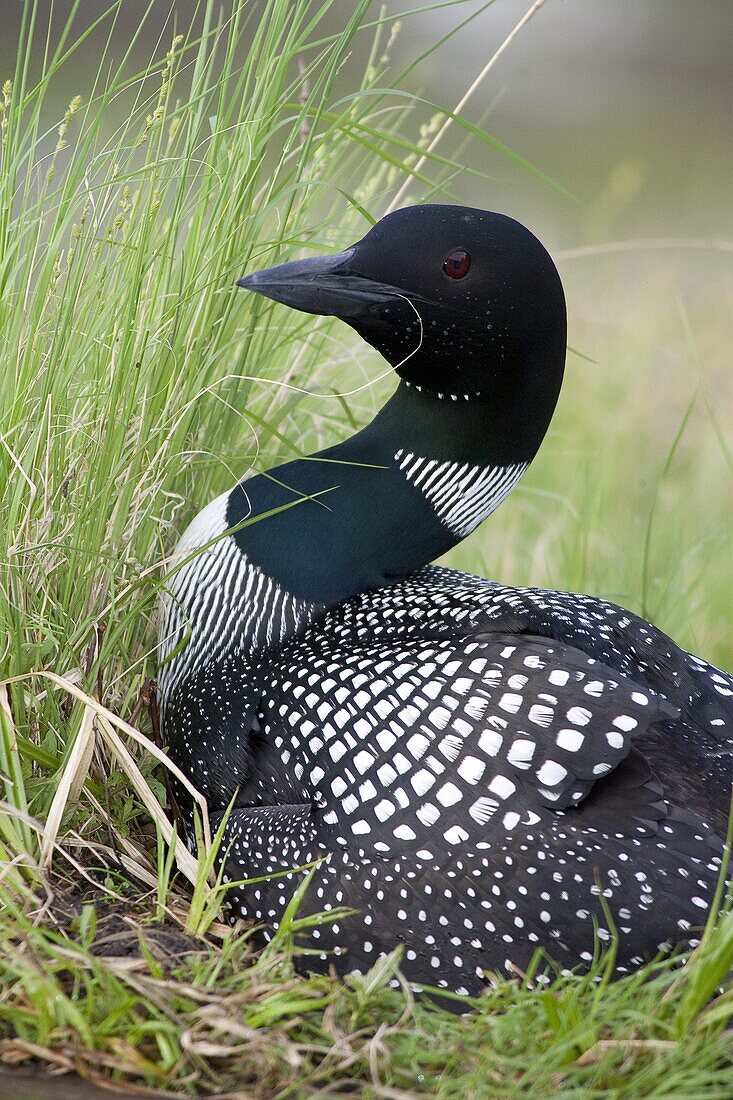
[160,541,733,995]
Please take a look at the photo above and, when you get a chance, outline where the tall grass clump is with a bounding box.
[0,0,511,859]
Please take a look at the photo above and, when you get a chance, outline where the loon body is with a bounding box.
[159,206,732,995]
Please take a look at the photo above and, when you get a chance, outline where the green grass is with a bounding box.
[2,889,733,1096]
[1,0,732,1095]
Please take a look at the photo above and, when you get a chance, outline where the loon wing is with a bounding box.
[258,627,679,840]
[215,752,722,993]
[434,567,733,833]
[415,566,733,731]
[163,566,731,994]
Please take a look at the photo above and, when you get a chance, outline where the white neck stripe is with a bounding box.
[395,450,527,536]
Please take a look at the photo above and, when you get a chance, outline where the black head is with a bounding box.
[238,204,566,410]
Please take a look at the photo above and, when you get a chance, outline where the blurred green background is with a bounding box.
[3,0,731,240]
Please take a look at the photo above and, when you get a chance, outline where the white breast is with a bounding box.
[157,490,312,701]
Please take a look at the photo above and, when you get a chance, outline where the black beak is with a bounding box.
[236,248,405,319]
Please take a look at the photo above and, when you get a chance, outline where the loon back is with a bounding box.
[158,204,733,999]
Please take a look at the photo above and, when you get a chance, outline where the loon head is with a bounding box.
[237,204,566,411]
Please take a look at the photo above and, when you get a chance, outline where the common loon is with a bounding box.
[158,205,732,996]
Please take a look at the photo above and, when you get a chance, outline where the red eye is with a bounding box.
[443,249,471,279]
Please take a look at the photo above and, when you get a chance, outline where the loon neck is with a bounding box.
[218,372,554,611]
[339,370,555,470]
[158,368,557,696]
